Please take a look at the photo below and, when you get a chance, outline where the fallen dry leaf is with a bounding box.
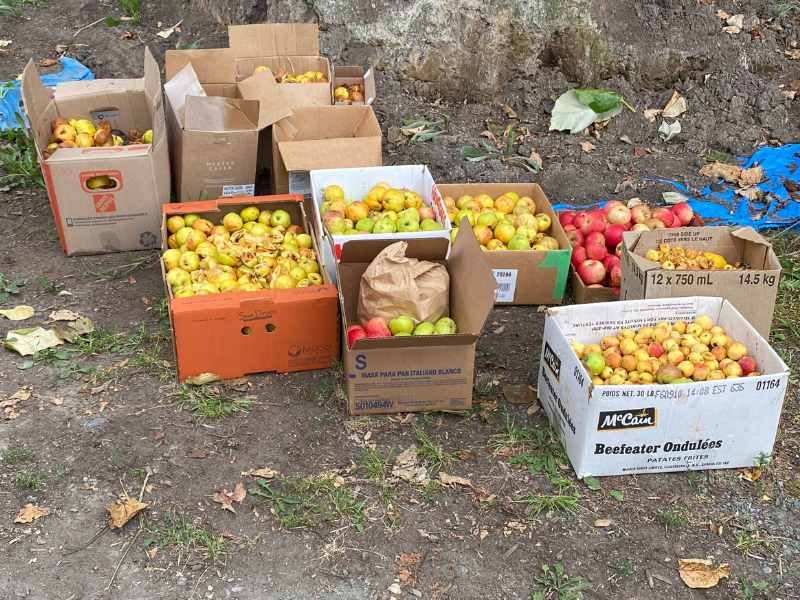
[739,467,763,482]
[503,384,537,405]
[120,31,135,39]
[15,503,49,524]
[145,546,159,559]
[528,150,543,171]
[392,447,429,485]
[723,25,741,34]
[4,327,63,355]
[501,104,517,119]
[503,520,527,536]
[49,396,63,406]
[187,448,209,459]
[38,58,58,67]
[643,108,662,122]
[785,49,800,60]
[662,90,687,118]
[715,9,731,20]
[739,165,764,187]
[594,518,612,528]
[213,482,246,513]
[0,40,11,49]
[3,388,31,405]
[736,187,763,202]
[438,472,473,488]
[678,559,730,589]
[397,552,423,585]
[580,141,595,153]
[699,162,742,184]
[241,467,279,479]
[726,14,744,28]
[0,305,35,321]
[107,496,149,529]
[48,309,80,321]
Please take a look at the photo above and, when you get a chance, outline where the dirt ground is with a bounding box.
[1,1,799,599]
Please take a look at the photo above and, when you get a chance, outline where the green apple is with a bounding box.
[420,218,442,231]
[456,210,475,227]
[413,322,436,335]
[450,227,459,243]
[240,206,260,222]
[434,317,457,334]
[389,315,415,335]
[394,332,411,336]
[397,216,420,232]
[476,212,498,228]
[507,234,531,251]
[296,233,313,248]
[398,207,420,223]
[584,352,605,375]
[356,218,376,232]
[373,219,397,234]
[270,209,291,228]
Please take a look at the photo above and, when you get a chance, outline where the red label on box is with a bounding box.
[93,194,117,213]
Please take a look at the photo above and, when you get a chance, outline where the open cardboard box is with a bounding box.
[310,165,449,283]
[438,183,571,305]
[570,270,618,304]
[333,66,377,105]
[338,227,497,415]
[21,47,170,255]
[161,194,339,382]
[621,226,781,338]
[272,106,383,201]
[229,23,332,109]
[164,49,291,201]
[538,296,789,478]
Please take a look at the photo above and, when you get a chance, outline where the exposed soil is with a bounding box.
[1,1,799,599]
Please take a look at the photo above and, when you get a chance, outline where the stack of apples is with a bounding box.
[561,201,696,293]
[572,315,760,386]
[346,315,458,348]
[444,191,559,251]
[321,183,444,235]
[46,117,153,157]
[163,206,323,297]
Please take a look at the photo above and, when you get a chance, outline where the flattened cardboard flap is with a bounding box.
[236,69,292,128]
[20,60,52,154]
[228,23,320,57]
[165,48,236,83]
[278,138,382,172]
[339,237,449,264]
[732,226,769,246]
[184,95,259,132]
[448,222,497,336]
[164,63,206,127]
[143,46,161,104]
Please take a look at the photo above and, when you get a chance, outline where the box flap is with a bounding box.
[236,69,292,128]
[20,60,52,156]
[165,48,235,83]
[228,23,320,57]
[143,46,161,105]
[339,237,449,264]
[731,226,770,246]
[448,220,497,335]
[184,95,259,132]
[351,333,477,350]
[278,138,382,172]
[164,62,206,127]
[363,68,376,104]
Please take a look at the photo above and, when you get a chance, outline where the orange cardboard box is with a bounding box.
[161,195,339,382]
[21,47,170,255]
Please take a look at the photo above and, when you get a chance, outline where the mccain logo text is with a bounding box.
[597,407,657,431]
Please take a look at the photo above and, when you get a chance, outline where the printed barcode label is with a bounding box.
[492,269,518,303]
[222,184,255,197]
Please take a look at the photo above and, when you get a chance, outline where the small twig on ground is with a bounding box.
[138,471,150,502]
[62,525,109,556]
[73,17,105,38]
[106,528,141,591]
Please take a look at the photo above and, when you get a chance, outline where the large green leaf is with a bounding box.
[575,88,623,113]
[549,89,623,134]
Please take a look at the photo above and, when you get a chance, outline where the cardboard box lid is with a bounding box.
[164,62,207,127]
[236,69,292,129]
[448,220,497,336]
[184,95,259,132]
[228,23,320,58]
[165,48,236,83]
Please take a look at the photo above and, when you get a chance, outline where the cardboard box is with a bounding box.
[437,183,571,305]
[621,226,781,339]
[272,106,383,200]
[333,66,377,105]
[229,23,332,109]
[163,52,291,201]
[161,194,340,382]
[338,229,497,415]
[537,296,789,478]
[21,48,170,255]
[570,271,618,304]
[310,165,450,283]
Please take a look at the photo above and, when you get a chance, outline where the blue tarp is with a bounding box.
[552,144,800,231]
[0,57,94,130]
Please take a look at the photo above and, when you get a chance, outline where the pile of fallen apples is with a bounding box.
[560,201,696,292]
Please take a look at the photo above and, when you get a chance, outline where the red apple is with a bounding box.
[563,224,584,247]
[602,200,626,216]
[559,210,577,227]
[611,286,620,297]
[577,259,607,285]
[571,246,587,269]
[604,224,625,250]
[346,325,367,348]
[630,204,651,224]
[652,207,677,228]
[585,232,608,260]
[364,317,391,338]
[607,205,632,226]
[589,210,607,232]
[648,342,665,358]
[671,202,694,226]
[574,212,594,235]
[609,264,622,287]
[603,254,621,271]
[738,356,757,375]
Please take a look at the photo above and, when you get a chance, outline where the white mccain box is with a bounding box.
[537,296,789,478]
[309,165,451,282]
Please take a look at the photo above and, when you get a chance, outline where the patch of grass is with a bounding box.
[703,149,732,164]
[118,0,141,22]
[175,39,201,50]
[769,233,800,366]
[491,420,568,480]
[0,115,44,188]
[474,372,499,397]
[174,385,252,419]
[735,529,776,557]
[313,377,335,403]
[33,275,63,294]
[15,470,45,491]
[80,253,155,282]
[252,475,365,531]
[774,1,799,18]
[145,513,225,562]
[357,447,391,481]
[737,577,771,600]
[531,562,589,600]
[0,272,23,302]
[1,447,33,465]
[0,0,35,18]
[616,559,634,578]
[414,427,455,472]
[462,122,541,173]
[657,507,688,528]
[514,491,580,516]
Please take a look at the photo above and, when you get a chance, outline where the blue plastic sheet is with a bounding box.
[552,144,800,231]
[0,57,94,130]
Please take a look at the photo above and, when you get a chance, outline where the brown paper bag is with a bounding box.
[357,241,449,324]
